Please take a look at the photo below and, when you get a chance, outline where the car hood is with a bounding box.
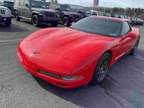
[20,28,114,74]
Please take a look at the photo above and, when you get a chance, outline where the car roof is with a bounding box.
[92,16,128,22]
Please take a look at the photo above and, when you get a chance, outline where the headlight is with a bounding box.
[62,76,83,81]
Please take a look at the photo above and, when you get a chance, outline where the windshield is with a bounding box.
[60,4,71,11]
[30,0,47,9]
[71,16,122,37]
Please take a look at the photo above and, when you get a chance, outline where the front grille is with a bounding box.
[72,14,80,19]
[37,70,61,79]
[0,9,5,14]
[45,12,56,18]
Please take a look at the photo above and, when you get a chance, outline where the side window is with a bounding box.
[121,22,131,35]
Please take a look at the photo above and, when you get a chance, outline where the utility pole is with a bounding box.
[93,0,99,10]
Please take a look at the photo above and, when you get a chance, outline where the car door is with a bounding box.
[121,22,136,53]
[114,22,133,60]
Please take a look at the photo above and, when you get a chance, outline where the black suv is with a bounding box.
[14,0,59,26]
[59,4,82,26]
[3,1,14,15]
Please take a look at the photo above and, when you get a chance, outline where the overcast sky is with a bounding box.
[58,0,144,8]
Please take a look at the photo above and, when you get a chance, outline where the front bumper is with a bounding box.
[39,16,60,23]
[17,47,87,89]
[0,16,11,23]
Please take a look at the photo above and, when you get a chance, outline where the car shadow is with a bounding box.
[20,20,50,28]
[34,49,144,108]
[19,20,64,28]
[0,24,29,32]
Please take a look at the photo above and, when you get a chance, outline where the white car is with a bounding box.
[0,5,12,26]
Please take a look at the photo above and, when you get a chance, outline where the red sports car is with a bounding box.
[17,16,140,89]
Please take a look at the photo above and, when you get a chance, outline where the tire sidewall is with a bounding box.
[91,52,111,84]
[32,15,40,26]
[130,39,140,55]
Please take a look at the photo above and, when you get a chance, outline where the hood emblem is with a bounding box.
[30,50,40,57]
[33,51,40,55]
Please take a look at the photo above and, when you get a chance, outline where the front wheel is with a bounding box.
[32,15,41,27]
[91,52,111,84]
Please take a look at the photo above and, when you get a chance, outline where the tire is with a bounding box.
[129,39,140,55]
[63,16,71,27]
[91,52,111,84]
[32,15,41,27]
[14,10,21,21]
[16,17,20,21]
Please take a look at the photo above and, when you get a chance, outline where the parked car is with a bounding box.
[17,16,140,89]
[59,4,82,26]
[67,4,87,18]
[0,5,12,26]
[2,1,14,15]
[90,10,98,16]
[130,17,143,25]
[136,18,144,25]
[14,0,60,27]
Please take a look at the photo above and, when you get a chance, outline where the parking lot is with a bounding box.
[0,19,144,108]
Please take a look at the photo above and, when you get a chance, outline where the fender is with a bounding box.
[31,11,43,17]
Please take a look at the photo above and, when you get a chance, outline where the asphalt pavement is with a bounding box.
[0,19,144,108]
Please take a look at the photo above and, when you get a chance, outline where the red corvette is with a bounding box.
[17,16,140,89]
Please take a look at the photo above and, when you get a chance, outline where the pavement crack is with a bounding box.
[99,76,128,108]
[105,90,128,108]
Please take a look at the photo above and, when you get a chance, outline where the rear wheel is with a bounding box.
[91,52,111,84]
[129,39,140,55]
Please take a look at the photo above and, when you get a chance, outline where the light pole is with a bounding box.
[93,0,99,10]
